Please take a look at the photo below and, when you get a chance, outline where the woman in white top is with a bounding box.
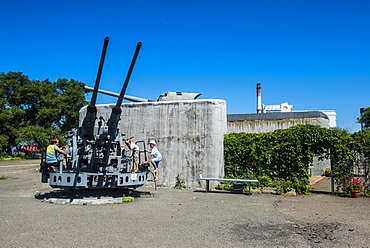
[125,139,139,172]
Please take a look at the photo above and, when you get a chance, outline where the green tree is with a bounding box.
[350,129,370,184]
[351,129,370,158]
[0,72,88,154]
[358,107,370,129]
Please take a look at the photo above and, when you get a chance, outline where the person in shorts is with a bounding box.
[145,140,162,180]
[125,139,140,172]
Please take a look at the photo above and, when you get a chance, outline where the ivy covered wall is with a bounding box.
[224,125,353,194]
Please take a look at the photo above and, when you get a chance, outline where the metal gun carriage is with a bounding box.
[40,37,151,190]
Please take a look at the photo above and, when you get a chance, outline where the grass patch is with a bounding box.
[122,195,134,202]
[0,154,42,161]
[0,156,22,161]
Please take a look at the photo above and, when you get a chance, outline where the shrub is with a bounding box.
[224,124,354,195]
[174,173,186,189]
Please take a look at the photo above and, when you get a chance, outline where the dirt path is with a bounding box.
[276,177,369,247]
[0,160,369,247]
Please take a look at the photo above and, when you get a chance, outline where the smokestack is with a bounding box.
[256,83,262,113]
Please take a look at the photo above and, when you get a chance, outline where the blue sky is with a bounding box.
[1,0,369,132]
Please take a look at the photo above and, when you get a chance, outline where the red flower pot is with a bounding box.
[350,190,361,198]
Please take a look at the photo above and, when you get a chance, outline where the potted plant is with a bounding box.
[324,168,332,177]
[342,178,365,198]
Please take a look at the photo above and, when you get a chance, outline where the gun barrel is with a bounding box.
[84,86,151,102]
[108,41,142,136]
[90,36,110,108]
[115,41,142,109]
[80,37,110,140]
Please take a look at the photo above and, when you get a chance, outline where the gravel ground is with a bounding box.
[0,159,369,248]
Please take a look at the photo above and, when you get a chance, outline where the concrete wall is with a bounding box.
[227,112,330,134]
[227,118,329,134]
[80,99,227,188]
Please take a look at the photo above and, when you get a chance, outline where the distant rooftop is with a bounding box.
[227,111,329,122]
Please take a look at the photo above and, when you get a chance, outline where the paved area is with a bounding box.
[0,159,369,247]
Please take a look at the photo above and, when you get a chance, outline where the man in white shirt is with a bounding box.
[145,140,162,181]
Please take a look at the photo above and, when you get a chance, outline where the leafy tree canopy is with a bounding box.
[358,107,370,129]
[351,129,370,163]
[0,71,88,153]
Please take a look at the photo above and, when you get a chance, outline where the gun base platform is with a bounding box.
[48,172,147,189]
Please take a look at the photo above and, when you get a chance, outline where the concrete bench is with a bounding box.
[199,178,259,194]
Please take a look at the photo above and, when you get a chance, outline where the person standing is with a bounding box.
[45,138,70,172]
[145,140,162,181]
[125,139,140,172]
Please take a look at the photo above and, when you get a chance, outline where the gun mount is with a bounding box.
[84,86,202,102]
[41,38,149,189]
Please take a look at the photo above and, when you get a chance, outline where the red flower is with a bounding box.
[342,178,365,191]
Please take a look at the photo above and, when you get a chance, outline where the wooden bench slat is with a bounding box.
[199,178,259,193]
[199,178,258,183]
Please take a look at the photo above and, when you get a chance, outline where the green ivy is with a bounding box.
[224,124,355,195]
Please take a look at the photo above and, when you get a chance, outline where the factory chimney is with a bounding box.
[256,83,262,113]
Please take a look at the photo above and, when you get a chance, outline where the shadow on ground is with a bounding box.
[34,188,151,200]
[193,189,252,196]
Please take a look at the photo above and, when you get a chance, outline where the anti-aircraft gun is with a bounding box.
[41,37,149,189]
